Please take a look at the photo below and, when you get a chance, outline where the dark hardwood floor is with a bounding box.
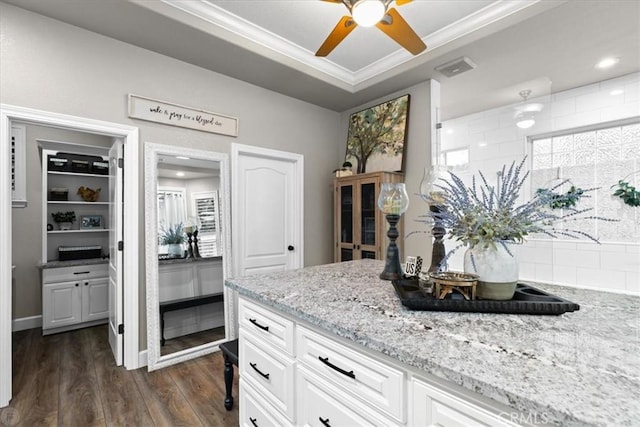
[0,325,239,426]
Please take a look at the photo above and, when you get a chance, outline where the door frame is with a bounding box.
[230,143,304,277]
[0,104,140,407]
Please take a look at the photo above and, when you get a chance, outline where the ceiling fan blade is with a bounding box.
[376,8,426,55]
[316,16,357,57]
[395,0,413,5]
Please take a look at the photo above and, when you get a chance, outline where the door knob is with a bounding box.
[287,245,294,251]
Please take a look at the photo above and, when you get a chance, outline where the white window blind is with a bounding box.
[192,191,221,257]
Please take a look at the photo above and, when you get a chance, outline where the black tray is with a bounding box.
[392,279,580,315]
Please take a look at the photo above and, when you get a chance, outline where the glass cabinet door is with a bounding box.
[360,182,376,247]
[340,185,353,244]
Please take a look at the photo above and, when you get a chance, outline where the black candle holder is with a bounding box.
[429,204,446,272]
[186,231,195,258]
[193,229,201,258]
[380,214,403,280]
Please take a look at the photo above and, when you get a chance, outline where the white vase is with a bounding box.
[463,243,518,300]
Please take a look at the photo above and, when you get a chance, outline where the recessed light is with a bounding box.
[446,129,454,135]
[478,142,487,147]
[595,57,619,69]
[176,156,190,160]
[610,89,624,96]
[176,172,185,177]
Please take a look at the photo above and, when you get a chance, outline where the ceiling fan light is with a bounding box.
[516,114,536,129]
[352,0,386,27]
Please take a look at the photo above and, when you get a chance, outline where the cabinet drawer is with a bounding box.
[240,331,295,421]
[239,299,294,355]
[297,325,405,422]
[297,366,399,427]
[239,379,294,427]
[411,377,517,427]
[42,263,108,283]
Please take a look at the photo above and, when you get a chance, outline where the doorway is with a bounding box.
[0,104,140,407]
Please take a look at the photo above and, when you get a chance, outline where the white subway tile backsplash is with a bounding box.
[469,115,500,134]
[553,110,602,131]
[553,83,599,101]
[576,91,624,113]
[600,103,640,122]
[626,272,640,293]
[519,262,535,280]
[552,265,577,286]
[535,264,553,283]
[553,248,599,267]
[548,98,576,118]
[576,267,626,291]
[484,127,518,144]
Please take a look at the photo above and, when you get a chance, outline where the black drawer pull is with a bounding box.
[318,356,355,379]
[249,318,269,332]
[73,271,90,275]
[249,417,258,427]
[319,416,331,427]
[249,362,270,380]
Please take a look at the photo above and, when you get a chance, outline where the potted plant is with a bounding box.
[51,211,76,230]
[160,222,185,257]
[422,158,608,300]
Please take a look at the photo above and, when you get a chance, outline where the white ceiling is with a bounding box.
[3,0,639,119]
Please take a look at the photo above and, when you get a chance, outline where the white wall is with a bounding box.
[441,73,640,294]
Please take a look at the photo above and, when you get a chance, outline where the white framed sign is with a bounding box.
[128,94,238,137]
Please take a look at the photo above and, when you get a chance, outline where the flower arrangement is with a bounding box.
[160,222,185,245]
[535,185,586,210]
[422,158,611,261]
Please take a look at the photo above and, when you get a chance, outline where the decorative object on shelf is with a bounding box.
[80,215,103,230]
[49,187,69,201]
[47,223,53,231]
[160,222,185,257]
[429,271,478,300]
[77,186,101,202]
[612,174,640,207]
[345,94,410,174]
[378,182,409,280]
[51,211,76,230]
[334,161,354,177]
[420,158,614,300]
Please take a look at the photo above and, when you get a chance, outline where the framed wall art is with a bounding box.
[80,215,103,229]
[345,94,410,174]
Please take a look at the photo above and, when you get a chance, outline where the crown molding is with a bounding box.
[160,0,544,91]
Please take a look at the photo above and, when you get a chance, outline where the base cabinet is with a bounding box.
[238,297,523,427]
[42,264,108,334]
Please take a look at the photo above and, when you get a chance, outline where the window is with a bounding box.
[192,191,221,257]
[440,147,469,171]
[530,120,640,243]
[11,124,26,208]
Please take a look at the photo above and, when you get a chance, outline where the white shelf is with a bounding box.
[48,229,109,234]
[48,201,109,205]
[47,171,108,178]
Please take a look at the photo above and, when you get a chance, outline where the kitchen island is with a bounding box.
[225,259,639,426]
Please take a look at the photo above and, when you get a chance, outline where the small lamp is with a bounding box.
[378,182,409,280]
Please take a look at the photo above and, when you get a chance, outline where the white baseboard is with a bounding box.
[138,349,148,368]
[12,315,42,332]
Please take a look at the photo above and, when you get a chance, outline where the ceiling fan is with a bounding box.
[316,0,427,57]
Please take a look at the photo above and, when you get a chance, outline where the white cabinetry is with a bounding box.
[238,297,523,427]
[42,264,108,335]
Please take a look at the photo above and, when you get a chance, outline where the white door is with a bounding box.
[231,144,304,276]
[108,140,124,365]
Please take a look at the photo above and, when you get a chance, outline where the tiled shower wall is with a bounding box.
[440,72,640,294]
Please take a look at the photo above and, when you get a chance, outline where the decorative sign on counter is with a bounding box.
[128,94,238,137]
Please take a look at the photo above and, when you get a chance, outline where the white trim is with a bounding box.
[139,349,148,368]
[230,143,304,278]
[0,104,140,408]
[11,315,42,332]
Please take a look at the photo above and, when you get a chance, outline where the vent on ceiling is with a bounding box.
[434,56,477,78]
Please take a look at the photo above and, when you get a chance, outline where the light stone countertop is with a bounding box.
[39,258,108,269]
[225,259,640,427]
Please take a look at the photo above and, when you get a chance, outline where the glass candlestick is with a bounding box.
[420,167,447,272]
[378,182,409,280]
